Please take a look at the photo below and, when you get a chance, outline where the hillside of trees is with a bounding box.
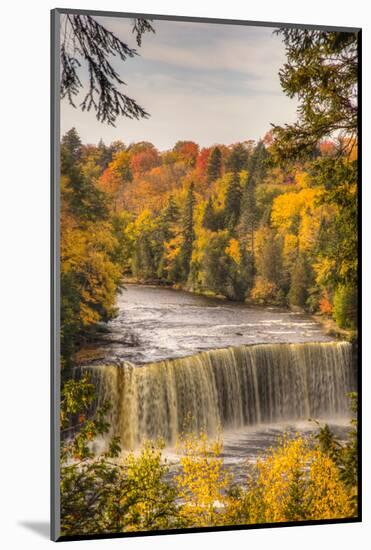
[60,127,357,366]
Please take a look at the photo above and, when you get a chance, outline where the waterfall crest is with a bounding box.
[89,341,355,449]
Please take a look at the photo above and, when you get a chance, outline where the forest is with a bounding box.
[61,126,357,368]
[58,21,359,538]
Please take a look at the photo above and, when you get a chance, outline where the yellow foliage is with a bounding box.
[61,222,121,327]
[191,227,212,265]
[176,431,230,527]
[251,277,278,303]
[282,233,298,270]
[313,257,337,287]
[123,441,176,532]
[125,209,157,241]
[210,173,233,210]
[271,188,321,234]
[109,149,132,175]
[295,170,311,189]
[225,238,241,265]
[245,436,352,523]
[164,234,183,263]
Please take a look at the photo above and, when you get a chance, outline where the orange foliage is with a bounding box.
[173,141,199,167]
[319,291,333,315]
[131,148,160,175]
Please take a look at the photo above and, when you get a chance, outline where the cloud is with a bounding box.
[61,15,297,150]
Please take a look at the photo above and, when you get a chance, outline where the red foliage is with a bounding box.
[173,141,199,167]
[131,148,160,174]
[196,147,211,177]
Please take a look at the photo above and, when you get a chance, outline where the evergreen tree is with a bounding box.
[60,14,154,125]
[224,172,242,231]
[133,233,155,281]
[179,183,196,281]
[247,140,270,184]
[61,127,82,172]
[225,143,249,173]
[240,173,258,257]
[257,230,284,288]
[272,30,358,160]
[97,138,113,169]
[202,232,250,301]
[61,129,109,222]
[206,147,222,183]
[160,195,179,241]
[288,255,311,308]
[202,197,222,231]
[333,285,357,329]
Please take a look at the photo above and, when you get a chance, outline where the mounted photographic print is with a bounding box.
[51,8,361,541]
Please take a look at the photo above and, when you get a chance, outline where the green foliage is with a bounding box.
[61,128,82,168]
[206,146,222,183]
[247,140,270,183]
[272,30,358,160]
[225,143,249,173]
[60,15,154,125]
[201,232,250,301]
[315,157,358,289]
[178,183,196,281]
[239,171,258,255]
[60,372,358,535]
[224,171,242,231]
[159,195,179,241]
[202,198,217,231]
[333,285,357,329]
[60,374,177,536]
[132,233,156,281]
[288,255,311,308]
[313,393,358,512]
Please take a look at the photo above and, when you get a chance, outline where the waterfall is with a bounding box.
[87,341,355,449]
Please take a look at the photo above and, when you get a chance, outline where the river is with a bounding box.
[84,284,355,475]
[84,283,333,365]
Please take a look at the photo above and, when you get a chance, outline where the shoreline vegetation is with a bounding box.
[71,280,355,366]
[121,279,356,340]
[61,373,358,536]
[61,127,357,370]
[59,21,358,537]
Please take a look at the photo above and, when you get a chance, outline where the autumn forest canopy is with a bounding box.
[58,19,359,537]
[61,127,357,366]
[60,22,358,368]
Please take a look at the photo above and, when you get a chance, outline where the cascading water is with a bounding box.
[87,341,355,449]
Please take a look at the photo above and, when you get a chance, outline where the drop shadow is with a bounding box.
[18,521,50,539]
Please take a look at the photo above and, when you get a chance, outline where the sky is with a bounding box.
[60,16,298,151]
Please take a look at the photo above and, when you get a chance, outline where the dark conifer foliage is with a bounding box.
[224,172,242,231]
[272,30,358,160]
[179,182,196,280]
[225,143,249,173]
[247,140,270,184]
[60,15,154,125]
[206,146,222,183]
[160,195,179,241]
[240,177,257,256]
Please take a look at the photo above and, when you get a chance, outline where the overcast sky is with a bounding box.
[60,16,298,151]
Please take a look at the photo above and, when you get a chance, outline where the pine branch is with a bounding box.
[60,14,153,125]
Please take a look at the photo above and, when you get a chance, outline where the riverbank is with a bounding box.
[73,283,337,367]
[122,279,355,342]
